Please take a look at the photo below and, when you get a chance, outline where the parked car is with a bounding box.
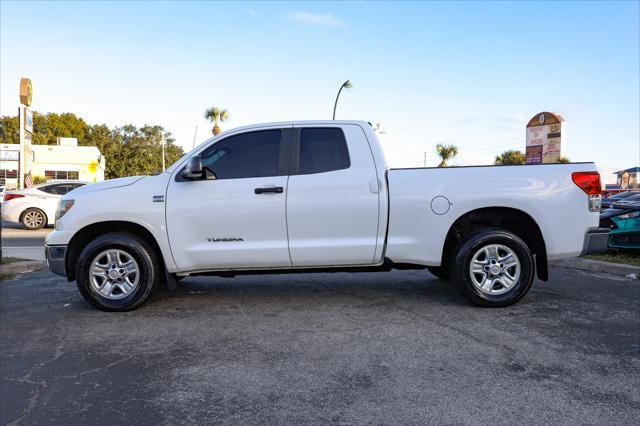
[45,121,605,311]
[1,180,89,229]
[600,200,640,249]
[608,193,640,207]
[0,186,4,206]
[601,191,639,209]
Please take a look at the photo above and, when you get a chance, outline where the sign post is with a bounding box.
[18,78,33,190]
[525,112,564,164]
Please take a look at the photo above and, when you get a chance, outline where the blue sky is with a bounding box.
[1,1,638,182]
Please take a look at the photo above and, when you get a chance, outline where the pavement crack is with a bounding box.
[56,355,134,380]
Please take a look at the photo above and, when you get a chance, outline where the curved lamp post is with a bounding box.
[332,79,353,120]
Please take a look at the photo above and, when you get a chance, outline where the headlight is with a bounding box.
[56,199,75,222]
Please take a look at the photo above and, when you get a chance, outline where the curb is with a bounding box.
[0,260,46,276]
[550,258,639,279]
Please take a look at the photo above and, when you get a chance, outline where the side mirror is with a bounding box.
[182,155,203,180]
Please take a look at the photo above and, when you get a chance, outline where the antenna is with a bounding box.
[192,125,198,149]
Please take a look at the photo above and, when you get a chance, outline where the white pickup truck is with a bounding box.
[45,121,607,311]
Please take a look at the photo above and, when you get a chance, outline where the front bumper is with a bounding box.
[45,244,67,277]
[581,228,610,255]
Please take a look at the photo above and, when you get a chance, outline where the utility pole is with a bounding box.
[18,106,25,189]
[161,133,166,171]
[424,152,427,167]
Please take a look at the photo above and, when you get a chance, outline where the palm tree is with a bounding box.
[204,107,229,135]
[435,144,458,167]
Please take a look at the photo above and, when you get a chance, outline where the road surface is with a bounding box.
[1,267,638,425]
[0,221,51,260]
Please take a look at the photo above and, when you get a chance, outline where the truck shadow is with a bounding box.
[150,270,469,308]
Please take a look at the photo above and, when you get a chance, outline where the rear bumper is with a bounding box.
[581,228,610,255]
[45,244,67,277]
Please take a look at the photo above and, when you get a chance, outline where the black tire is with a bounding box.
[75,232,160,311]
[426,266,451,281]
[21,208,47,230]
[452,227,535,307]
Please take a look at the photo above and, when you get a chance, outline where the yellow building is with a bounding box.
[0,139,105,189]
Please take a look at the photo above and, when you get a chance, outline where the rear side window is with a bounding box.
[298,128,350,175]
[41,184,79,195]
[200,129,283,180]
[40,184,63,195]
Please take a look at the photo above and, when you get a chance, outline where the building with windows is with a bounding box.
[613,166,639,191]
[0,140,105,189]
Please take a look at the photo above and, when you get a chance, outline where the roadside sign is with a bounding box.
[24,108,33,134]
[525,112,564,164]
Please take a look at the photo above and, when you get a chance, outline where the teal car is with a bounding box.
[600,197,640,249]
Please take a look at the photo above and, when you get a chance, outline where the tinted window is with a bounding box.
[199,130,282,180]
[40,184,63,195]
[41,184,76,195]
[299,128,350,175]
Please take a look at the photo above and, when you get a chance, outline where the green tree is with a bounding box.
[109,124,184,178]
[1,112,89,145]
[0,115,19,144]
[1,111,185,180]
[494,150,526,165]
[204,106,229,135]
[33,112,89,145]
[436,143,458,167]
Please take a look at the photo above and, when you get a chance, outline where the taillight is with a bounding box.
[572,172,601,195]
[3,193,25,201]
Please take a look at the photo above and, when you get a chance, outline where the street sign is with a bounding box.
[24,108,33,134]
[525,112,564,164]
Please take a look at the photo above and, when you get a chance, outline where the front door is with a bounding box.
[166,127,292,271]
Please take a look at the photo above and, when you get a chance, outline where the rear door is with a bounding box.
[286,124,380,266]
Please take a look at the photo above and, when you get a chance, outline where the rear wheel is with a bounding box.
[21,208,46,230]
[75,233,160,311]
[452,228,534,307]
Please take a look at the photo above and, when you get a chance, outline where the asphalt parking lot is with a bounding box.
[1,266,638,425]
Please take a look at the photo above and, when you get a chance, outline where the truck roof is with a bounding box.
[213,120,371,135]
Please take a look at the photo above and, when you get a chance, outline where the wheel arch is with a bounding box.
[442,207,548,281]
[65,221,165,281]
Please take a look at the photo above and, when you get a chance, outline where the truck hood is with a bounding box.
[67,176,146,196]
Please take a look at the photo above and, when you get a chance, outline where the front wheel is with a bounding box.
[75,233,160,311]
[452,228,535,307]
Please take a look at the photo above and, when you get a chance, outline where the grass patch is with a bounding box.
[584,249,640,266]
[1,257,30,265]
[0,273,16,281]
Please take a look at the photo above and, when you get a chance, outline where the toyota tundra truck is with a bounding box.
[44,121,607,311]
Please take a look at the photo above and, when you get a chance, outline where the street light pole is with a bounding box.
[161,133,166,171]
[332,80,353,120]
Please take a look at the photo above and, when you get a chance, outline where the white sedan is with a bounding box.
[1,180,89,230]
